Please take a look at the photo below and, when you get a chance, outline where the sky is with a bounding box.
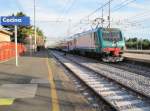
[0,0,150,45]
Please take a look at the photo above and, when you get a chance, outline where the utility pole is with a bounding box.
[140,38,142,50]
[15,25,18,66]
[67,19,71,36]
[29,35,32,56]
[108,0,111,28]
[101,7,104,28]
[137,39,138,50]
[34,0,37,51]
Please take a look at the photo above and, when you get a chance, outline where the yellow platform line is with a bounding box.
[47,59,60,111]
[0,98,15,105]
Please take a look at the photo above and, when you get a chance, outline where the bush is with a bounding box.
[125,38,150,49]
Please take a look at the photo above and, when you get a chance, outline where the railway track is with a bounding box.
[105,62,150,78]
[63,53,150,98]
[51,51,150,111]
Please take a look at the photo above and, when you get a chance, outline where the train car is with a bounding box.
[58,27,125,62]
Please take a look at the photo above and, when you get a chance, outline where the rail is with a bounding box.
[51,51,150,111]
[125,50,150,54]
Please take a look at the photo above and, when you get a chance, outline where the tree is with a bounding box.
[125,38,150,49]
[2,12,45,44]
[142,39,150,49]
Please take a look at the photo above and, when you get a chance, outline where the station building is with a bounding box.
[0,28,12,42]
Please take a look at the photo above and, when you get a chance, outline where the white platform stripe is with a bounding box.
[31,79,49,84]
[0,84,37,98]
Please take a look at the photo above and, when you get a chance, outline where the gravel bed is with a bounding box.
[63,54,150,98]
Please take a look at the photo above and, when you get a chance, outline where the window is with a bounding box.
[94,32,97,41]
[102,31,122,41]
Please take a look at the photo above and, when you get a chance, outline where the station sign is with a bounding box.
[0,16,30,67]
[0,16,30,26]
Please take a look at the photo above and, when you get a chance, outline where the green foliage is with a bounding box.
[126,38,150,49]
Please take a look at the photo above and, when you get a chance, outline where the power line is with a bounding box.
[87,0,136,25]
[56,0,71,21]
[63,0,76,15]
[57,0,76,21]
[106,0,138,28]
[112,0,136,13]
[86,0,115,18]
[127,17,150,25]
[82,0,114,19]
[72,0,115,31]
[125,11,150,22]
[113,11,150,28]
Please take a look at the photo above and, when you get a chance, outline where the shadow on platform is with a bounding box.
[23,50,48,58]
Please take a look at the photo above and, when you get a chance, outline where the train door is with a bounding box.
[94,32,101,53]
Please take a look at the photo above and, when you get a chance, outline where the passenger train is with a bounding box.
[56,27,125,62]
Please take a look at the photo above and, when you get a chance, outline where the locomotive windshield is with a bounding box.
[102,31,122,41]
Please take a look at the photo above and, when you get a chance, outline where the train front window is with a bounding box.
[102,31,122,41]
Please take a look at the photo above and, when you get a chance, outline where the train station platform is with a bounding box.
[0,50,94,111]
[123,53,150,63]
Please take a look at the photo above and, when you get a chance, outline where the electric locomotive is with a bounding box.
[59,27,125,62]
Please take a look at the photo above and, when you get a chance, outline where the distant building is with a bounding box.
[0,28,12,42]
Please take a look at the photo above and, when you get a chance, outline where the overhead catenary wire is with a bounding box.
[56,0,70,21]
[86,0,115,18]
[108,0,137,27]
[57,0,76,21]
[101,0,137,28]
[111,0,131,10]
[65,0,148,38]
[113,10,150,28]
[72,0,115,31]
[63,0,76,15]
[111,0,136,13]
[124,11,150,22]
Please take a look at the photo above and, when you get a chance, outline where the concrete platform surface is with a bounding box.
[123,53,150,63]
[0,51,51,111]
[0,50,94,111]
[0,84,37,98]
[125,50,150,54]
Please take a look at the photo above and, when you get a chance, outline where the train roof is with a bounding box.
[70,27,121,39]
[57,27,122,45]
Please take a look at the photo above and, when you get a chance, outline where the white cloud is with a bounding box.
[1,0,150,45]
[128,1,150,10]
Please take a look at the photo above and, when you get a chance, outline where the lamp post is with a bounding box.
[140,38,142,50]
[15,25,18,66]
[34,0,37,51]
[101,7,104,28]
[108,0,111,28]
[29,35,32,56]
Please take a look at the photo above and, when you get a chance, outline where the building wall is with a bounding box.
[0,31,11,42]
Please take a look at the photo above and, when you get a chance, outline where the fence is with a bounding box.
[0,42,26,62]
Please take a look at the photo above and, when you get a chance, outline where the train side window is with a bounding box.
[94,33,97,41]
[74,39,76,44]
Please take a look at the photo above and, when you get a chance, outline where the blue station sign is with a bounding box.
[0,16,30,26]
